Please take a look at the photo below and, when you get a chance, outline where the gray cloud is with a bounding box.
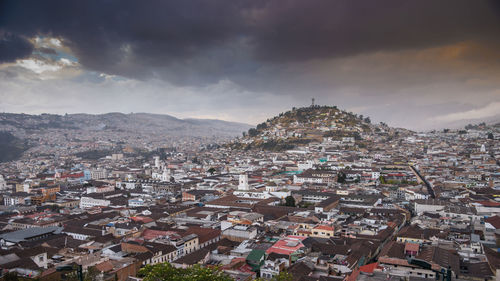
[0,33,33,63]
[1,0,499,83]
[0,0,500,130]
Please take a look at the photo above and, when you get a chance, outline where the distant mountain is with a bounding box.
[229,105,407,151]
[431,114,500,131]
[0,112,252,162]
[0,112,252,137]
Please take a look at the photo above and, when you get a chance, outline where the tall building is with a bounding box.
[238,174,249,190]
[0,175,6,190]
[154,156,161,169]
[161,169,171,182]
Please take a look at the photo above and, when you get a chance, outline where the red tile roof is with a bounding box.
[266,235,306,255]
[405,242,419,252]
[485,215,500,229]
[314,225,334,231]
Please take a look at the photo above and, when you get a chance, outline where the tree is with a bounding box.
[139,263,233,281]
[379,175,386,184]
[256,122,268,130]
[207,167,216,175]
[364,116,371,124]
[488,132,494,140]
[284,196,295,207]
[337,171,346,183]
[248,128,259,137]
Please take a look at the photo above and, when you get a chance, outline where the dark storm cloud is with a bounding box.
[249,1,500,62]
[0,0,499,84]
[0,33,33,63]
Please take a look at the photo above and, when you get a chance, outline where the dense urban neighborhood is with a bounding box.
[0,106,499,281]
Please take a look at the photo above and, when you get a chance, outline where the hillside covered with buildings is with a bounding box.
[0,106,498,280]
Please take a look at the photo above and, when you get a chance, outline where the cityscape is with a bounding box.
[1,1,500,281]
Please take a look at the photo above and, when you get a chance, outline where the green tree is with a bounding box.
[337,171,346,183]
[488,132,494,140]
[207,167,216,175]
[139,263,233,281]
[284,196,296,207]
[256,122,268,130]
[379,175,386,184]
[248,128,259,137]
[354,175,360,183]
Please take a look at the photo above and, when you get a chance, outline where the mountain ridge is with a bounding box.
[0,112,252,136]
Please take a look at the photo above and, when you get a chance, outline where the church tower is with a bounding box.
[238,174,249,190]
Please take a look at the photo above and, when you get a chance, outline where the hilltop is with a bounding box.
[230,105,409,151]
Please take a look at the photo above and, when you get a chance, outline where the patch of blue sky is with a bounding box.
[33,48,78,63]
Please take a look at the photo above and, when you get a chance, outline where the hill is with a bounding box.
[0,112,252,162]
[229,105,406,151]
[0,112,251,137]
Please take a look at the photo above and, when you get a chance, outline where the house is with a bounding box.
[3,192,31,206]
[260,253,289,279]
[182,190,219,202]
[0,226,63,247]
[266,236,307,262]
[122,241,178,265]
[246,249,266,271]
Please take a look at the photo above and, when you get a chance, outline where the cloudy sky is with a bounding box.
[1,1,499,130]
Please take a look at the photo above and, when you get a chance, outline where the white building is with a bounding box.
[79,196,111,209]
[4,193,30,206]
[161,169,171,182]
[238,174,249,190]
[414,199,446,215]
[154,156,161,169]
[111,153,124,161]
[87,185,115,194]
[90,168,107,180]
[128,198,146,207]
[297,161,314,171]
[0,175,6,190]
